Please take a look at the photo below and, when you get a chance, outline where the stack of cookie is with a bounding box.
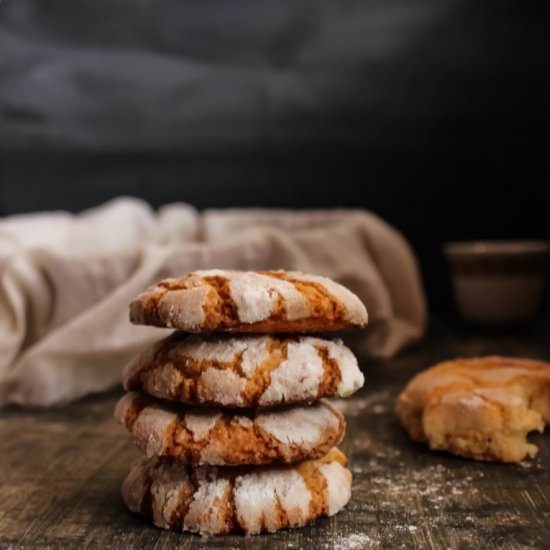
[115,269,367,535]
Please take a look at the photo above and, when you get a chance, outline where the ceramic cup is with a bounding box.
[444,240,549,324]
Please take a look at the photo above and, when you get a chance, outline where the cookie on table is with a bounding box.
[115,392,345,466]
[129,269,367,333]
[122,448,351,535]
[123,333,364,407]
[397,356,550,463]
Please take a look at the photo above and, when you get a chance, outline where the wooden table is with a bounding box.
[2,321,550,549]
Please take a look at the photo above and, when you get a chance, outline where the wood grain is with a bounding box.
[1,321,550,549]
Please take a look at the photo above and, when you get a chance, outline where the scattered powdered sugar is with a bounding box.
[321,533,377,549]
[331,389,392,417]
[364,461,482,509]
[518,460,544,470]
[371,403,388,415]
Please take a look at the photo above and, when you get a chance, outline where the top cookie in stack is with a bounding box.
[116,270,367,536]
[129,269,367,333]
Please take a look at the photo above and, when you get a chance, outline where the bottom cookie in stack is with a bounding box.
[122,447,351,535]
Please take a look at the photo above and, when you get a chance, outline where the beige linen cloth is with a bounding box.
[0,198,426,407]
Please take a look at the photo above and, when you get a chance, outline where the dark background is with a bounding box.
[1,0,549,314]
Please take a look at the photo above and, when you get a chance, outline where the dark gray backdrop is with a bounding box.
[1,0,549,313]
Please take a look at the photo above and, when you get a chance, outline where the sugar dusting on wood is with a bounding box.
[330,389,392,417]
[336,385,547,550]
[322,532,376,549]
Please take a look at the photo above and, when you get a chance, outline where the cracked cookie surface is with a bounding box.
[129,269,368,333]
[122,448,351,535]
[397,356,550,463]
[115,393,345,466]
[123,333,364,407]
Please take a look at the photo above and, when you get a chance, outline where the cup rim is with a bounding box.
[444,240,550,258]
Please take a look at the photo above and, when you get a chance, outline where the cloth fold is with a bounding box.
[0,198,426,407]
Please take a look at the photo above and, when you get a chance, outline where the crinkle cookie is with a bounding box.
[129,269,367,333]
[397,356,550,463]
[123,333,364,407]
[115,392,345,466]
[122,448,351,535]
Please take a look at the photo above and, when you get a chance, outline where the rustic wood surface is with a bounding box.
[1,321,550,549]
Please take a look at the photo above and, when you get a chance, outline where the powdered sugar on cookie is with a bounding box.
[259,340,324,405]
[256,401,342,450]
[204,270,310,323]
[132,406,178,457]
[318,461,353,515]
[184,474,231,534]
[184,411,222,441]
[183,335,270,378]
[234,468,311,533]
[198,368,246,406]
[311,337,365,397]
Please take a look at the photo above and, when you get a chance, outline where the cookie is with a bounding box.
[115,392,345,466]
[122,447,351,535]
[397,356,550,463]
[123,333,364,407]
[129,269,367,333]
